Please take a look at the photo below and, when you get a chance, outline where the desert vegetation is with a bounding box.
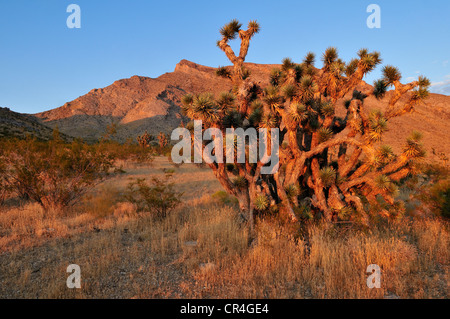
[0,20,448,300]
[0,156,448,298]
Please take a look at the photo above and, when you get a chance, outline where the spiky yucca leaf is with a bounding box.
[181,94,195,117]
[288,103,308,123]
[373,80,388,99]
[304,52,315,66]
[294,64,303,82]
[264,86,283,110]
[220,19,242,40]
[299,75,318,101]
[242,67,251,80]
[247,20,260,35]
[216,66,231,79]
[357,48,369,58]
[387,183,399,197]
[319,166,337,187]
[360,54,380,72]
[403,131,426,158]
[250,99,263,110]
[232,176,247,189]
[382,65,401,84]
[371,51,381,64]
[248,108,262,126]
[336,174,347,186]
[270,68,282,86]
[368,110,388,142]
[281,57,296,71]
[375,174,399,196]
[375,174,391,191]
[284,184,299,199]
[304,65,316,77]
[377,145,395,161]
[320,102,335,117]
[410,130,423,142]
[181,94,194,106]
[318,127,333,143]
[217,92,235,111]
[260,113,278,129]
[282,84,296,99]
[322,47,338,67]
[192,93,219,123]
[345,59,359,76]
[403,143,426,159]
[338,206,354,220]
[412,87,429,100]
[418,76,431,88]
[254,194,269,211]
[330,61,345,77]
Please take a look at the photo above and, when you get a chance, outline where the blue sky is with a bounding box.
[0,0,449,114]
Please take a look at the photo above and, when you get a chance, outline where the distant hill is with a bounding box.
[28,59,450,162]
[0,107,71,141]
[34,60,279,142]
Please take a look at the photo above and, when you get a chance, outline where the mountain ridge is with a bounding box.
[28,59,450,162]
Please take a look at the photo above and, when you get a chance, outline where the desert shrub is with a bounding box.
[0,157,11,206]
[1,137,113,211]
[211,190,239,205]
[123,169,183,219]
[94,139,153,164]
[82,185,121,218]
[418,180,450,218]
[404,163,450,218]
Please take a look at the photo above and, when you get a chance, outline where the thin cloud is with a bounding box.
[430,77,450,95]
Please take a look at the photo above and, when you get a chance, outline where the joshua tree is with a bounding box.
[157,132,169,150]
[181,20,430,228]
[137,131,154,148]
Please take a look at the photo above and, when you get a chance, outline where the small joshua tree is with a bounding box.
[181,20,430,228]
[137,131,154,148]
[157,132,168,150]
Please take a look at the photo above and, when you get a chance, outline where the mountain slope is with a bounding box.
[0,107,71,141]
[34,60,279,142]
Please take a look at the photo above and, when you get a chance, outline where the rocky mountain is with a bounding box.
[34,60,278,142]
[32,59,450,162]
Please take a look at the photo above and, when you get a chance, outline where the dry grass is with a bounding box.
[0,157,448,299]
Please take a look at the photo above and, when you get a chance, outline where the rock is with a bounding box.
[184,241,198,247]
[199,262,215,272]
[384,291,400,299]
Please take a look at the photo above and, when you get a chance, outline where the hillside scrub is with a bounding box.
[123,169,183,219]
[0,136,114,211]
